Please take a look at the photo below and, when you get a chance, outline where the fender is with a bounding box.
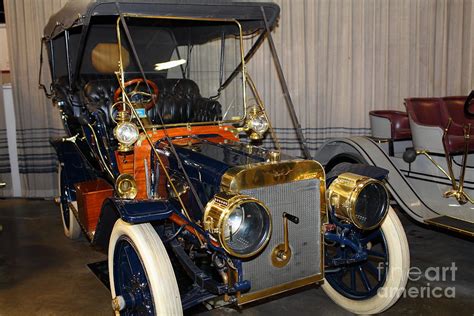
[92,198,179,250]
[326,162,389,185]
[316,136,441,222]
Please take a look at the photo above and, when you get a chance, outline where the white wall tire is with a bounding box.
[322,207,410,314]
[109,219,183,315]
[58,163,82,239]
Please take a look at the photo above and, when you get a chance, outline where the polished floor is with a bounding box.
[0,199,473,315]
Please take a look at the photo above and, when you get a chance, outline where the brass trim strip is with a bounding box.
[237,274,324,305]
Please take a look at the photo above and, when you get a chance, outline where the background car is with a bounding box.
[315,93,474,237]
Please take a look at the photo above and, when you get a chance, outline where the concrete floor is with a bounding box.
[0,199,473,315]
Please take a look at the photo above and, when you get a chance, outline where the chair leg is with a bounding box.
[388,140,394,157]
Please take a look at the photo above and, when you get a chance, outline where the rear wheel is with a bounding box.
[58,163,82,239]
[109,219,182,315]
[322,207,409,314]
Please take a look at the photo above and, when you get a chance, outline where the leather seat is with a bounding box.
[82,77,118,126]
[369,110,412,140]
[405,97,474,155]
[80,75,222,125]
[441,96,474,154]
[442,96,474,127]
[405,98,447,154]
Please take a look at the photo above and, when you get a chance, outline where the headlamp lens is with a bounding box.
[223,201,271,256]
[115,122,139,145]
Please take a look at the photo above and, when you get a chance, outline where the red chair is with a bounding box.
[441,96,474,154]
[405,96,474,204]
[369,110,412,156]
[405,98,446,154]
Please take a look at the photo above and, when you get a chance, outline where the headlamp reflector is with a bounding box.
[204,193,272,258]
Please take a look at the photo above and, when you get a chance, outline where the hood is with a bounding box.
[162,136,280,217]
[171,138,271,188]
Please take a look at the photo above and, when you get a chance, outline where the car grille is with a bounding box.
[240,178,322,294]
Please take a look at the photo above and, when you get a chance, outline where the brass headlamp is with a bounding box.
[113,111,139,153]
[327,172,389,230]
[203,193,272,258]
[242,105,269,140]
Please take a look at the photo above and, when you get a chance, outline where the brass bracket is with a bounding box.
[271,212,299,268]
[61,134,78,143]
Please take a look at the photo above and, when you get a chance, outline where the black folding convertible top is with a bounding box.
[44,0,280,40]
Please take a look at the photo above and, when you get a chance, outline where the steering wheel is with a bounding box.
[464,90,474,118]
[114,78,159,110]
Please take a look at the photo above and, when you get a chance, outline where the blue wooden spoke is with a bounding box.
[358,266,372,291]
[367,249,387,260]
[363,261,380,278]
[360,229,381,244]
[350,267,357,291]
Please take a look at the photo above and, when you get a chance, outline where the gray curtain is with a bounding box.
[247,0,474,157]
[4,0,474,197]
[5,0,68,198]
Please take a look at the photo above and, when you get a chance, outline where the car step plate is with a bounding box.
[425,216,474,237]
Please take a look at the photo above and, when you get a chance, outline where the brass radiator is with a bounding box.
[238,178,323,304]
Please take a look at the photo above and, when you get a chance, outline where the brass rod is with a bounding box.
[458,123,471,191]
[283,217,289,253]
[442,119,458,190]
[419,151,453,182]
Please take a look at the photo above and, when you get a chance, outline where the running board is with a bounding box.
[425,216,474,237]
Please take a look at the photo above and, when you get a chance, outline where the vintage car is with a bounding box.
[41,0,409,314]
[316,93,474,238]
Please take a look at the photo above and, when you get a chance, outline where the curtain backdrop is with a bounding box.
[4,0,68,198]
[0,87,12,197]
[4,0,474,197]
[247,0,474,155]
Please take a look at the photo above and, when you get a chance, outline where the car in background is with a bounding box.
[316,92,474,237]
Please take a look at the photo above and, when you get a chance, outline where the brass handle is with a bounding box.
[0,182,6,189]
[271,212,299,268]
[283,212,299,224]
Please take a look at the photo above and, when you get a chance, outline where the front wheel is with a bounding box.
[322,207,410,314]
[108,219,183,315]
